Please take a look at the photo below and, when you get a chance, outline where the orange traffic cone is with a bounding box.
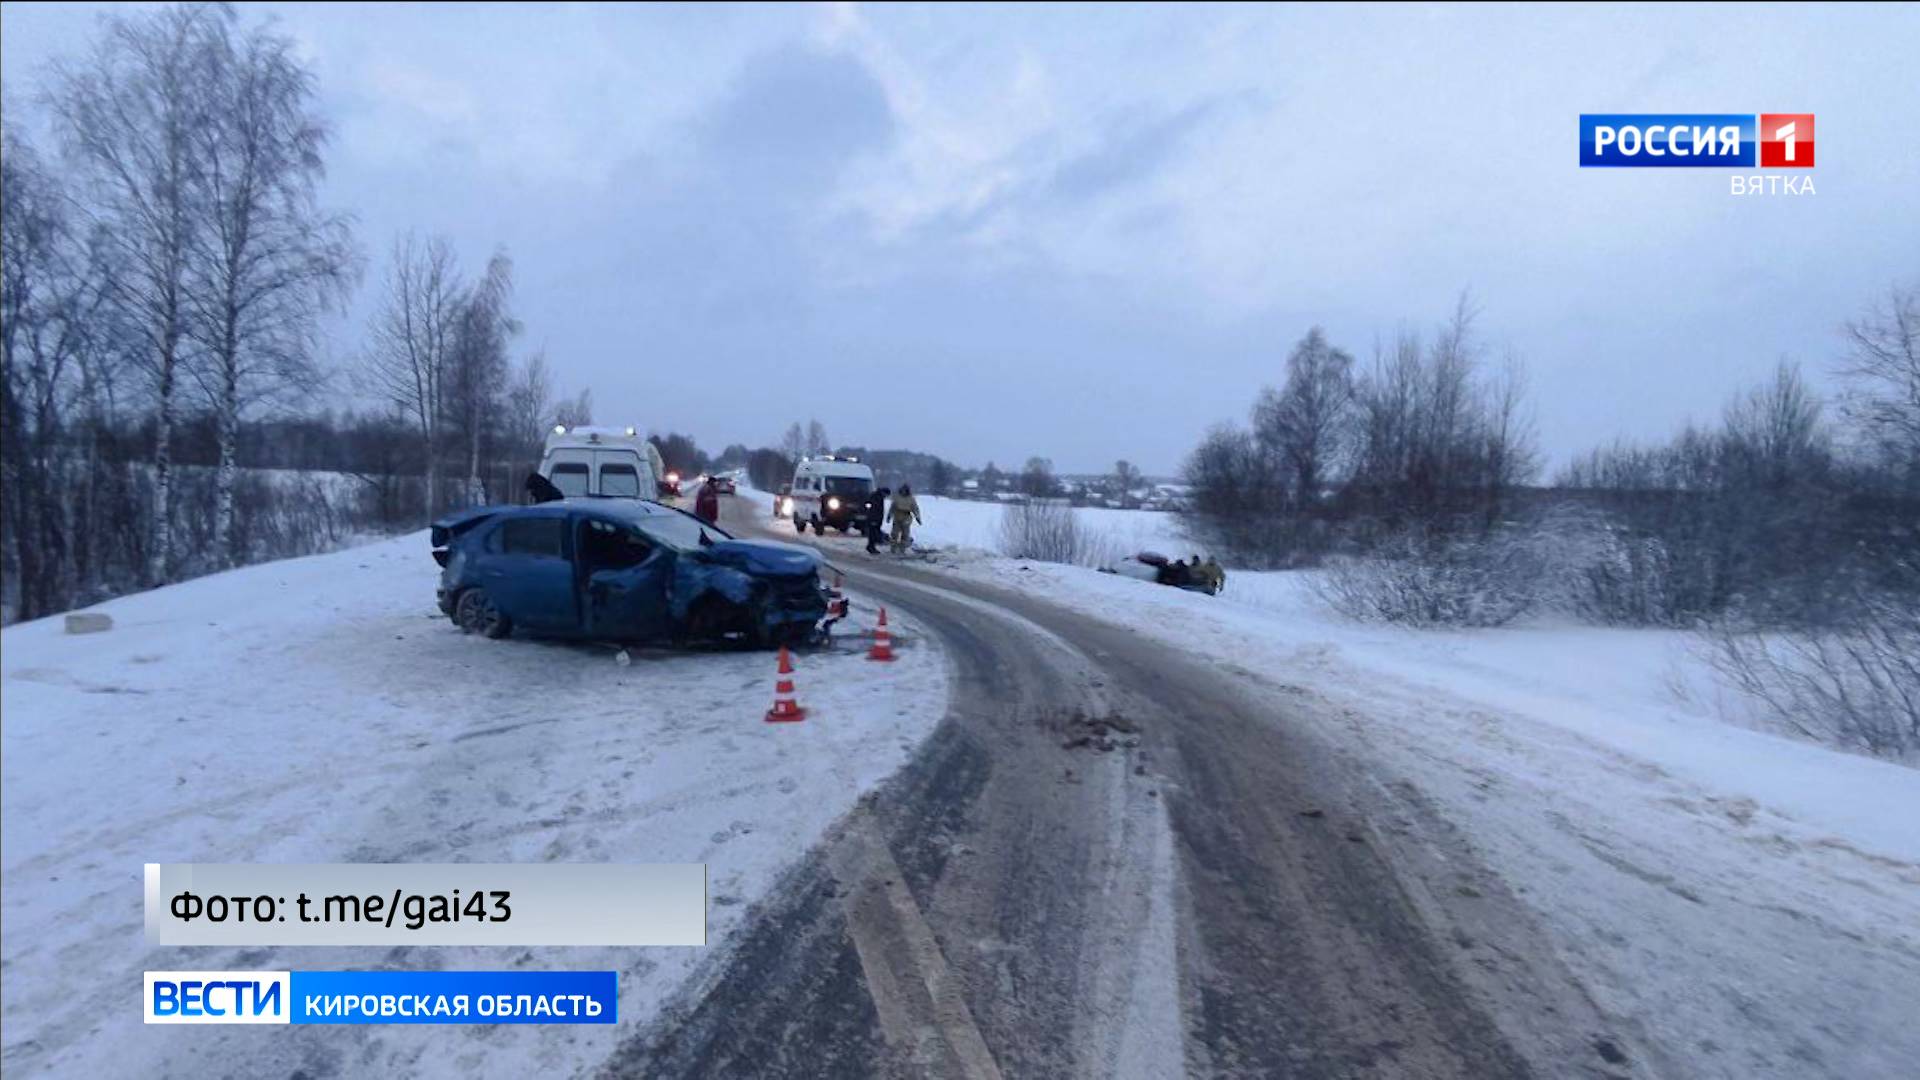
[866,607,897,662]
[765,646,808,722]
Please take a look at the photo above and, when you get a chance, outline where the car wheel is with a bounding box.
[834,524,850,534]
[812,518,825,535]
[455,588,512,639]
[793,517,806,533]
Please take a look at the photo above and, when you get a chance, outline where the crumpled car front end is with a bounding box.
[673,540,836,645]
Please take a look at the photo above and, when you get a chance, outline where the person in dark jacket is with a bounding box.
[864,488,891,554]
[694,476,720,524]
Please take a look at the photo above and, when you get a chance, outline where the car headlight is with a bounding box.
[780,497,793,514]
[827,497,841,511]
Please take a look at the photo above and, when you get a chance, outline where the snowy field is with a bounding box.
[0,534,945,1078]
[929,553,1920,1078]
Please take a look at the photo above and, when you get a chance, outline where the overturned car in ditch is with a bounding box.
[1105,551,1225,596]
[431,499,842,647]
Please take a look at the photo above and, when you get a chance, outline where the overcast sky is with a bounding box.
[4,2,1917,474]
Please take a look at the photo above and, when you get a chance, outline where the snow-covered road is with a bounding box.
[732,481,1920,1078]
[0,531,946,1077]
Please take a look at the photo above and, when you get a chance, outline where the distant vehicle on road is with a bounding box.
[789,455,875,535]
[538,426,657,499]
[712,474,737,495]
[431,499,838,647]
[658,470,683,499]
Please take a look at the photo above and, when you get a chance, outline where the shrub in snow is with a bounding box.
[1526,505,1707,627]
[1706,562,1920,760]
[996,498,1119,567]
[1316,505,1732,630]
[1572,530,1685,626]
[1309,527,1546,628]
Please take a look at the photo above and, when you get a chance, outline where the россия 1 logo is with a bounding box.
[1579,113,1814,195]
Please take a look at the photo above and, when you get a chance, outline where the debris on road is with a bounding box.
[1059,711,1141,753]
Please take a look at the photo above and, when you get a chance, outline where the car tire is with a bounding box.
[455,588,513,639]
[793,517,806,534]
[811,518,825,535]
[834,523,850,534]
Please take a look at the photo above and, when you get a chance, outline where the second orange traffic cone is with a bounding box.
[866,607,897,662]
[765,646,807,722]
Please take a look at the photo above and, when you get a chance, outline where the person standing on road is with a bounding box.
[864,487,890,554]
[888,484,922,554]
[694,476,720,524]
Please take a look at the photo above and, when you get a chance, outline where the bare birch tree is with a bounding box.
[554,387,593,428]
[1838,283,1920,473]
[188,12,356,564]
[445,250,517,504]
[363,232,462,521]
[1253,326,1356,507]
[49,2,225,584]
[506,350,553,461]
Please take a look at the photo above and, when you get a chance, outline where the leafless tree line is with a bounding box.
[1185,293,1537,565]
[359,234,553,519]
[2,3,354,619]
[1,4,579,622]
[1201,283,1918,757]
[780,419,832,463]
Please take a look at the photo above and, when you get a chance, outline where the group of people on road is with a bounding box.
[863,485,922,555]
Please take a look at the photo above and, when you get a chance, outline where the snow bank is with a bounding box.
[0,534,945,1077]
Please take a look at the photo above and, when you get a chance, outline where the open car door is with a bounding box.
[577,517,674,642]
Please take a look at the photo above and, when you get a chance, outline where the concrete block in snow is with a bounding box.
[64,611,113,634]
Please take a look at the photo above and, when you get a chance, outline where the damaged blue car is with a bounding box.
[431,499,841,647]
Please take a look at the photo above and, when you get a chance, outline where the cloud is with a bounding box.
[1046,97,1230,203]
[697,45,896,193]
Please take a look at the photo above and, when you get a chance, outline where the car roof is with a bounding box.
[479,498,677,522]
[798,460,873,477]
[554,497,684,523]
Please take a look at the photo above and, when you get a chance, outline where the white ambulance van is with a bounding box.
[537,426,660,499]
[788,455,875,534]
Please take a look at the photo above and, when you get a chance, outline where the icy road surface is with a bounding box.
[675,491,1920,1080]
[0,531,945,1078]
